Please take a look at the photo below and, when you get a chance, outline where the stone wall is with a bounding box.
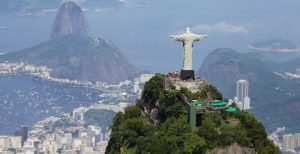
[209,143,255,154]
[164,71,208,93]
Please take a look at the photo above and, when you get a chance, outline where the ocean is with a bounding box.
[0,74,104,134]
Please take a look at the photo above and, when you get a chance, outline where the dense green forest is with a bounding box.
[106,74,280,154]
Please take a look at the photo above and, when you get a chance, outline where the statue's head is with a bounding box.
[186,27,191,34]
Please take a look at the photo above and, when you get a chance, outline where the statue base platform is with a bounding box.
[180,70,195,80]
[164,71,207,93]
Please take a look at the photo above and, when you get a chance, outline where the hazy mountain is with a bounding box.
[198,48,300,132]
[0,2,139,83]
[282,56,300,73]
[51,1,90,39]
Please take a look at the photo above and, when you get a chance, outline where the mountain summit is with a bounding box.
[50,1,90,39]
[106,74,280,153]
[1,2,139,83]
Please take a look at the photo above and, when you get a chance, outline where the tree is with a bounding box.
[124,105,141,119]
[182,133,206,154]
[142,73,164,101]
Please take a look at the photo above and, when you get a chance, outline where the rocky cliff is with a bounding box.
[50,1,90,39]
[209,144,255,154]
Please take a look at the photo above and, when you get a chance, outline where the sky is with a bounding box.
[0,0,300,72]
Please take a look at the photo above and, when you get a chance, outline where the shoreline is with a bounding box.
[0,62,134,91]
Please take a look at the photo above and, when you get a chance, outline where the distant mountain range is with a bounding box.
[0,1,139,83]
[0,0,123,14]
[198,48,300,133]
[248,38,299,53]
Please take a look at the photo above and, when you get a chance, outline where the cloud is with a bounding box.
[119,0,147,7]
[192,22,249,34]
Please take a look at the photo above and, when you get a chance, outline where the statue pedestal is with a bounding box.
[180,70,195,80]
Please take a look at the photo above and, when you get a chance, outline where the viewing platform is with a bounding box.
[164,71,208,93]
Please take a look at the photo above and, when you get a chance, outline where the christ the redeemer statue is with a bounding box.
[170,27,207,80]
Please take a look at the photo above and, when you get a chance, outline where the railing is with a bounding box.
[177,92,191,106]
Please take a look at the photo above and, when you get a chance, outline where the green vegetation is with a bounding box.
[84,109,116,128]
[209,101,227,107]
[180,84,223,102]
[195,101,204,106]
[226,107,238,113]
[14,131,21,136]
[106,74,280,154]
[52,118,73,128]
[7,148,16,153]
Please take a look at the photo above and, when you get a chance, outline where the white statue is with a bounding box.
[170,28,207,70]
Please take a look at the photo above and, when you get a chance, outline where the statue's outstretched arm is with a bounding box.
[194,34,207,41]
[169,35,185,41]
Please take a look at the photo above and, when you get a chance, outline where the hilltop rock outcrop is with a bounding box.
[50,1,90,39]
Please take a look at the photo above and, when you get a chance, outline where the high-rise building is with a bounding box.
[236,80,249,103]
[243,96,250,109]
[283,134,295,152]
[235,80,251,110]
[0,136,11,150]
[87,126,95,137]
[294,133,300,149]
[20,125,28,147]
[10,136,22,149]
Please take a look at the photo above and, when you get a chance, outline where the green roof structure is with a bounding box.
[195,101,204,106]
[226,107,238,113]
[209,101,227,107]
